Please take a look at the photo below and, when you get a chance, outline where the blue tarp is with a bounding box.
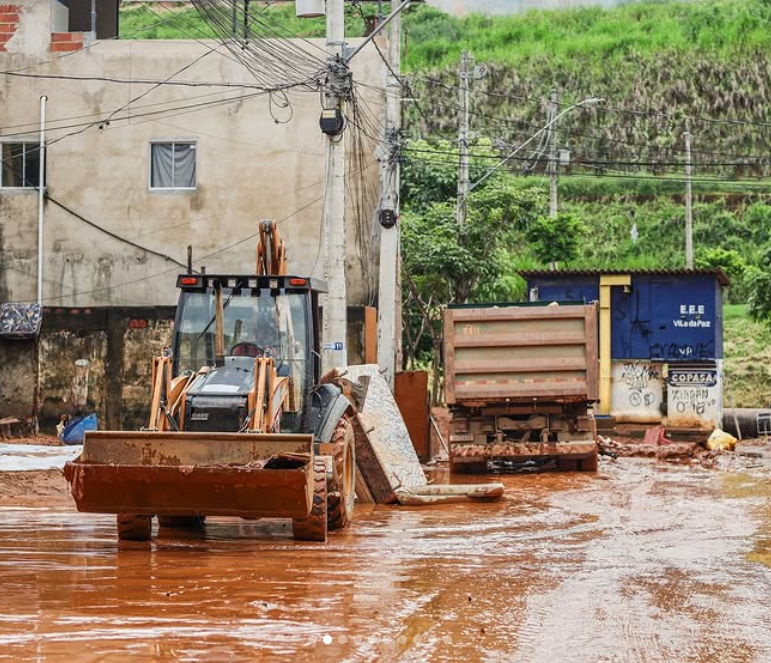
[61,413,98,446]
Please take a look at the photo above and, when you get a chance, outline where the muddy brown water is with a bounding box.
[1,459,771,662]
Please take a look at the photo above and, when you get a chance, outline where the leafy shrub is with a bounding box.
[525,213,586,267]
[695,247,748,303]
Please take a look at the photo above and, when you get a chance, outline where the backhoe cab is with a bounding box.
[64,221,357,543]
[170,273,324,436]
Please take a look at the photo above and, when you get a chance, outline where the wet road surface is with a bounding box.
[0,444,81,472]
[1,459,770,662]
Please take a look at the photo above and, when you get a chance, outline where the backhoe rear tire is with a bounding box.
[158,516,206,529]
[327,417,356,531]
[117,514,152,541]
[292,460,328,543]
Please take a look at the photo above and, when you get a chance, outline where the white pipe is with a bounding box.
[37,95,46,305]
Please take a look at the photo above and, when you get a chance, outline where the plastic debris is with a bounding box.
[705,428,738,452]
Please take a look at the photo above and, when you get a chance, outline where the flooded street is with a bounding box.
[1,459,771,662]
[0,444,82,472]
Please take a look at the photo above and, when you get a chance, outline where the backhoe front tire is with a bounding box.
[117,514,152,541]
[292,460,328,543]
[327,417,356,531]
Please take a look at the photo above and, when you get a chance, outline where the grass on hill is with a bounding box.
[119,1,374,40]
[723,305,771,408]
[402,0,771,70]
[121,0,771,67]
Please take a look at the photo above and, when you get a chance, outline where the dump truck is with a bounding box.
[443,302,599,473]
[64,221,356,543]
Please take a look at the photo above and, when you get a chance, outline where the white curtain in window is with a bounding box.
[151,143,174,188]
[173,143,196,188]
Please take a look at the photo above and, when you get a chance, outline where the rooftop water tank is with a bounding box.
[295,0,325,18]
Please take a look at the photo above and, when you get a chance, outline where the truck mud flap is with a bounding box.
[451,440,597,462]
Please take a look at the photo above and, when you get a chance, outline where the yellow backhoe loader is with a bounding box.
[64,221,356,543]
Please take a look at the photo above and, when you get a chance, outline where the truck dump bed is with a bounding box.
[444,303,599,405]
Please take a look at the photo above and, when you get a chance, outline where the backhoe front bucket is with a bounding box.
[64,431,315,519]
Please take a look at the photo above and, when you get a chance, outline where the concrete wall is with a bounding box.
[665,362,722,431]
[0,307,176,431]
[51,0,69,33]
[608,359,724,430]
[0,2,384,309]
[0,338,37,418]
[0,1,55,54]
[610,361,664,424]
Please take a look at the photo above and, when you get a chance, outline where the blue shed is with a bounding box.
[519,269,730,428]
[520,269,728,361]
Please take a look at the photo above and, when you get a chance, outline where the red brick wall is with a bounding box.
[0,5,87,54]
[0,4,20,53]
[51,32,84,53]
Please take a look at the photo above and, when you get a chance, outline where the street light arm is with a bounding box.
[344,0,412,63]
[467,97,604,194]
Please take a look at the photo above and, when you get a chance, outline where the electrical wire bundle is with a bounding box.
[190,0,328,94]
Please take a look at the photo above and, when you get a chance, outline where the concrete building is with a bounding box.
[0,0,383,309]
[0,0,384,430]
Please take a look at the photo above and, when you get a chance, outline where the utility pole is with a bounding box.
[684,119,694,269]
[301,0,412,375]
[548,88,559,219]
[456,51,470,227]
[455,52,486,226]
[322,0,348,370]
[377,2,404,388]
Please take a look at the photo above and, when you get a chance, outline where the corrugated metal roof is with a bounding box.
[518,268,731,286]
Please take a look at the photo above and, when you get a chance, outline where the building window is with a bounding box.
[150,141,197,190]
[1,142,42,189]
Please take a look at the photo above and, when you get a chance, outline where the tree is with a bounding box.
[403,179,541,303]
[747,245,771,325]
[524,212,585,268]
[401,178,543,400]
[695,246,747,303]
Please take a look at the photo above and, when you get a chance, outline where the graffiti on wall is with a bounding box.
[666,366,721,428]
[670,387,717,416]
[650,342,716,360]
[611,361,664,422]
[620,362,660,408]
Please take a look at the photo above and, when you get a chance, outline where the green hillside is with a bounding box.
[403,0,771,69]
[724,305,771,408]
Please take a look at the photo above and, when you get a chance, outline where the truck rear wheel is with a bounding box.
[158,516,206,529]
[450,460,488,474]
[556,457,579,472]
[117,514,152,541]
[327,417,356,531]
[292,460,328,543]
[578,448,599,472]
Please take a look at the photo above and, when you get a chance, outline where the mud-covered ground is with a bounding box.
[1,457,770,662]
